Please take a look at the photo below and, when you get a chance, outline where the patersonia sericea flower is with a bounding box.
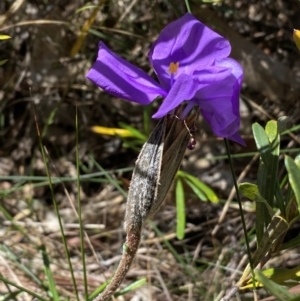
[86,13,245,145]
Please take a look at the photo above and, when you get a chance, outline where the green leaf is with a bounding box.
[184,178,207,201]
[252,122,280,243]
[177,170,218,203]
[255,270,293,300]
[176,178,186,240]
[285,155,300,211]
[238,215,289,288]
[252,123,270,164]
[262,266,300,285]
[280,234,300,251]
[239,183,274,217]
[265,120,278,142]
[295,155,300,169]
[286,197,299,224]
[253,216,288,268]
[278,116,290,134]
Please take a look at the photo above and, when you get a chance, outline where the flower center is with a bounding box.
[168,62,179,86]
[168,62,179,74]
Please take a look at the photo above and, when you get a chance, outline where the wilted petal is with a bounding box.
[87,42,166,105]
[152,74,199,118]
[149,13,231,89]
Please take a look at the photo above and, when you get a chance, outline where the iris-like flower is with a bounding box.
[86,13,244,145]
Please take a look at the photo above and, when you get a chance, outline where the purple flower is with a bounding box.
[86,13,244,145]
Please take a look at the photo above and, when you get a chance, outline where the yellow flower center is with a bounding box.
[168,62,179,74]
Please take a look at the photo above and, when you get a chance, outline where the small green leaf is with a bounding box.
[265,120,278,143]
[176,178,185,240]
[285,155,300,210]
[239,183,274,217]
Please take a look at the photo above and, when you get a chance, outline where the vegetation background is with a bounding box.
[1,0,300,300]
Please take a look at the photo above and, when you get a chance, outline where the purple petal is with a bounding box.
[215,57,243,85]
[193,65,233,84]
[195,71,244,144]
[149,13,231,89]
[86,42,166,105]
[227,132,246,146]
[152,74,199,118]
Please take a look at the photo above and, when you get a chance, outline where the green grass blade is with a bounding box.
[40,245,60,301]
[88,281,108,300]
[183,177,207,201]
[0,204,27,236]
[280,234,300,251]
[177,170,218,203]
[176,178,186,240]
[0,274,48,301]
[115,278,147,297]
[76,108,88,300]
[118,122,147,141]
[255,270,293,301]
[1,244,43,286]
[238,216,289,288]
[150,222,186,265]
[34,106,80,300]
[252,216,288,268]
[285,155,300,211]
[92,158,127,198]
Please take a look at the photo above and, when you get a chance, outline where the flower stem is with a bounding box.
[93,230,141,301]
[184,0,191,13]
